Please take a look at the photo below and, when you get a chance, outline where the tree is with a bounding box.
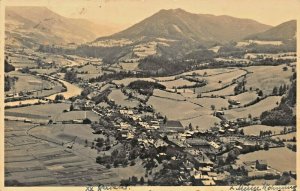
[240,129,244,135]
[55,94,65,101]
[96,138,104,148]
[83,118,92,124]
[163,116,167,124]
[248,114,252,119]
[263,142,269,150]
[131,176,138,185]
[258,90,263,97]
[64,70,78,82]
[211,105,216,111]
[272,86,278,95]
[188,123,193,131]
[5,58,15,73]
[70,104,74,111]
[279,85,284,95]
[140,177,145,185]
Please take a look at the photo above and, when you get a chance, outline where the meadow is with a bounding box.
[236,147,296,173]
[245,65,293,95]
[224,96,282,120]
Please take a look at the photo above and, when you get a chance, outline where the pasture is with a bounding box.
[227,91,258,106]
[201,84,236,97]
[224,96,281,120]
[241,125,286,136]
[195,69,247,93]
[153,89,186,101]
[5,103,70,121]
[236,147,296,173]
[147,96,210,120]
[181,115,221,130]
[159,78,196,89]
[188,97,229,110]
[113,78,155,86]
[108,89,139,108]
[245,65,293,95]
[5,71,53,94]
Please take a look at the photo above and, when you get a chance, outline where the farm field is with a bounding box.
[113,78,155,86]
[8,55,37,68]
[108,89,139,108]
[5,103,70,121]
[154,68,239,82]
[153,89,185,101]
[158,78,196,89]
[30,68,58,75]
[227,91,258,106]
[241,125,286,136]
[181,115,221,131]
[119,61,139,71]
[224,96,281,120]
[182,68,238,76]
[236,147,296,173]
[5,99,45,108]
[194,69,247,93]
[56,111,100,122]
[5,71,53,94]
[29,124,107,146]
[75,64,103,73]
[200,83,236,97]
[4,120,119,186]
[148,96,210,120]
[245,65,293,95]
[188,97,229,110]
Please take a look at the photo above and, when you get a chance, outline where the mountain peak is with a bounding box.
[105,9,271,44]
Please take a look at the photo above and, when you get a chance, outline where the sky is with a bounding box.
[6,0,300,30]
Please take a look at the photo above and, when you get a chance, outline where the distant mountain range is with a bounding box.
[6,6,296,64]
[95,8,272,45]
[245,20,296,41]
[5,6,120,47]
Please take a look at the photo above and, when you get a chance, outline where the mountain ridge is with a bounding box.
[94,8,272,45]
[5,6,119,47]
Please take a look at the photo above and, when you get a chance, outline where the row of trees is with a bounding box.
[272,84,288,96]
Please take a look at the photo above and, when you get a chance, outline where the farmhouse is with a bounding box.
[255,160,268,170]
